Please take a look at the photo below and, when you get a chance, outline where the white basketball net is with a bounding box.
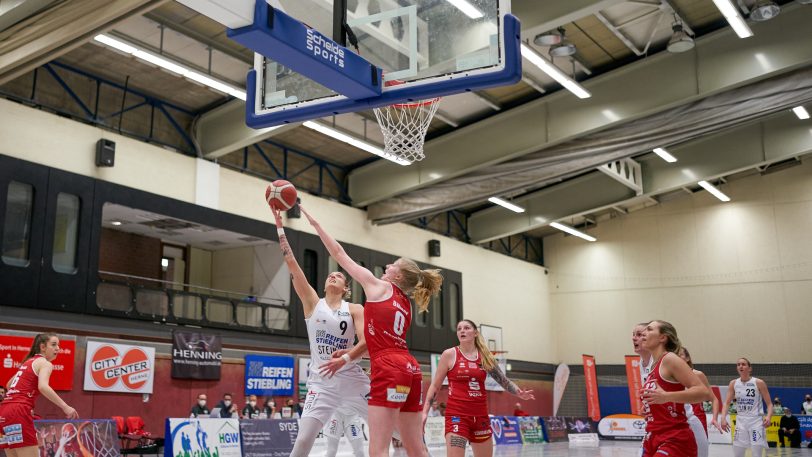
[373,97,441,164]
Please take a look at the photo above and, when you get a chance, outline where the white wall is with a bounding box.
[546,160,812,364]
[0,98,554,363]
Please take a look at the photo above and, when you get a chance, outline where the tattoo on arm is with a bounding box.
[449,435,467,448]
[487,366,519,395]
[279,236,293,258]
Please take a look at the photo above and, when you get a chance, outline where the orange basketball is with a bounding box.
[265,180,298,211]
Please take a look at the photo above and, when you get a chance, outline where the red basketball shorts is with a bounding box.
[368,351,422,412]
[642,427,697,457]
[445,415,493,443]
[0,403,38,449]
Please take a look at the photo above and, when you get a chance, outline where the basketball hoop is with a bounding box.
[373,80,441,164]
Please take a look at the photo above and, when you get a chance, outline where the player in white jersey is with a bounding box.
[272,209,369,457]
[324,408,366,457]
[720,358,773,457]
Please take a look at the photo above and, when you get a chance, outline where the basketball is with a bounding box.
[265,180,298,211]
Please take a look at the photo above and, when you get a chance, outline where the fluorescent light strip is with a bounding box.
[653,147,677,163]
[520,44,591,99]
[711,0,753,38]
[446,0,483,19]
[697,180,731,202]
[550,222,596,242]
[93,34,246,100]
[302,121,409,166]
[488,197,525,213]
[792,106,810,120]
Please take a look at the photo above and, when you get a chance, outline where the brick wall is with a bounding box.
[99,228,162,285]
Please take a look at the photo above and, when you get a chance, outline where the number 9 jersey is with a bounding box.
[365,284,423,412]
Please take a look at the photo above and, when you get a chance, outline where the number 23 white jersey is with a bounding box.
[734,377,763,417]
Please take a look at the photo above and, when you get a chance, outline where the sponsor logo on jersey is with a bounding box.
[451,416,461,423]
[468,362,478,369]
[337,311,350,317]
[387,387,409,403]
[469,379,481,391]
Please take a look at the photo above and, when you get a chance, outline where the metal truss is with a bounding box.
[487,235,544,265]
[415,210,470,242]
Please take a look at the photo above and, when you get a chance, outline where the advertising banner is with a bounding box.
[490,416,522,445]
[552,363,570,416]
[582,354,601,421]
[298,357,310,395]
[517,417,544,443]
[244,355,295,396]
[423,417,445,447]
[624,355,643,416]
[597,414,646,440]
[165,418,241,457]
[542,416,568,442]
[0,335,75,390]
[83,341,154,393]
[35,419,119,457]
[171,331,222,380]
[239,419,298,457]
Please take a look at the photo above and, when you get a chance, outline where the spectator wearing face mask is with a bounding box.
[215,393,238,418]
[242,395,260,419]
[263,399,278,419]
[773,397,784,416]
[190,393,210,417]
[801,395,812,415]
[778,408,801,448]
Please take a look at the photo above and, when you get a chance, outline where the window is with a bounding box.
[416,304,428,327]
[449,283,460,326]
[237,302,263,327]
[431,292,444,329]
[265,307,290,331]
[96,283,132,312]
[207,299,233,324]
[52,193,80,274]
[2,181,34,267]
[135,289,169,317]
[173,293,203,320]
[303,249,318,287]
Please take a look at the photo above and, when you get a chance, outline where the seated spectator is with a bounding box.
[779,408,801,448]
[0,386,6,402]
[263,398,278,419]
[242,395,260,419]
[190,393,209,417]
[773,397,785,416]
[514,402,529,416]
[427,401,442,417]
[802,394,812,415]
[283,398,301,418]
[215,393,238,418]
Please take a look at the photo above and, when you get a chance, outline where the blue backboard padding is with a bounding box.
[228,0,381,100]
[244,14,523,128]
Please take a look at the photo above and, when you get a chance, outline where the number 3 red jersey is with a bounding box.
[2,355,43,409]
[364,283,411,357]
[445,347,488,417]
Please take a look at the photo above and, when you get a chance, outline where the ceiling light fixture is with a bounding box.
[653,147,678,163]
[792,106,810,120]
[667,22,695,53]
[698,180,731,202]
[488,197,525,213]
[302,121,409,166]
[520,44,591,99]
[93,34,246,100]
[446,0,483,19]
[549,27,576,57]
[711,0,754,38]
[749,0,780,21]
[111,221,122,226]
[534,30,562,46]
[550,222,596,242]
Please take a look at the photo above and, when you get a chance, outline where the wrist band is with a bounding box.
[341,354,352,363]
[277,228,285,236]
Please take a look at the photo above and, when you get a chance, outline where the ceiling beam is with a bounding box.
[0,0,169,85]
[348,6,812,207]
[194,99,298,158]
[513,0,627,39]
[468,110,812,243]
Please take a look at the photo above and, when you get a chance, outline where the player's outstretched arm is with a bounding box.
[272,208,319,317]
[487,364,533,399]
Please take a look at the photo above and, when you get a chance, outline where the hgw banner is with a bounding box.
[171,330,222,380]
[244,355,295,396]
[165,418,241,457]
[83,341,154,393]
[0,335,75,391]
[582,354,601,422]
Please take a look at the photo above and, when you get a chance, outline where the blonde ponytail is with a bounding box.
[394,258,443,313]
[474,333,497,371]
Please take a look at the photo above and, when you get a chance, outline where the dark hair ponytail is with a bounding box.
[24,333,57,362]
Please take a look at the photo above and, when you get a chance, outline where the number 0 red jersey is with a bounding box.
[364,283,411,358]
[2,355,43,409]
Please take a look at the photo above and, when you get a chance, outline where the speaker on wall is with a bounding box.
[286,198,302,218]
[95,139,115,167]
[428,239,441,257]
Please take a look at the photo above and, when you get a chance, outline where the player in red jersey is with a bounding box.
[0,333,78,457]
[422,319,534,457]
[640,320,710,457]
[302,206,442,457]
